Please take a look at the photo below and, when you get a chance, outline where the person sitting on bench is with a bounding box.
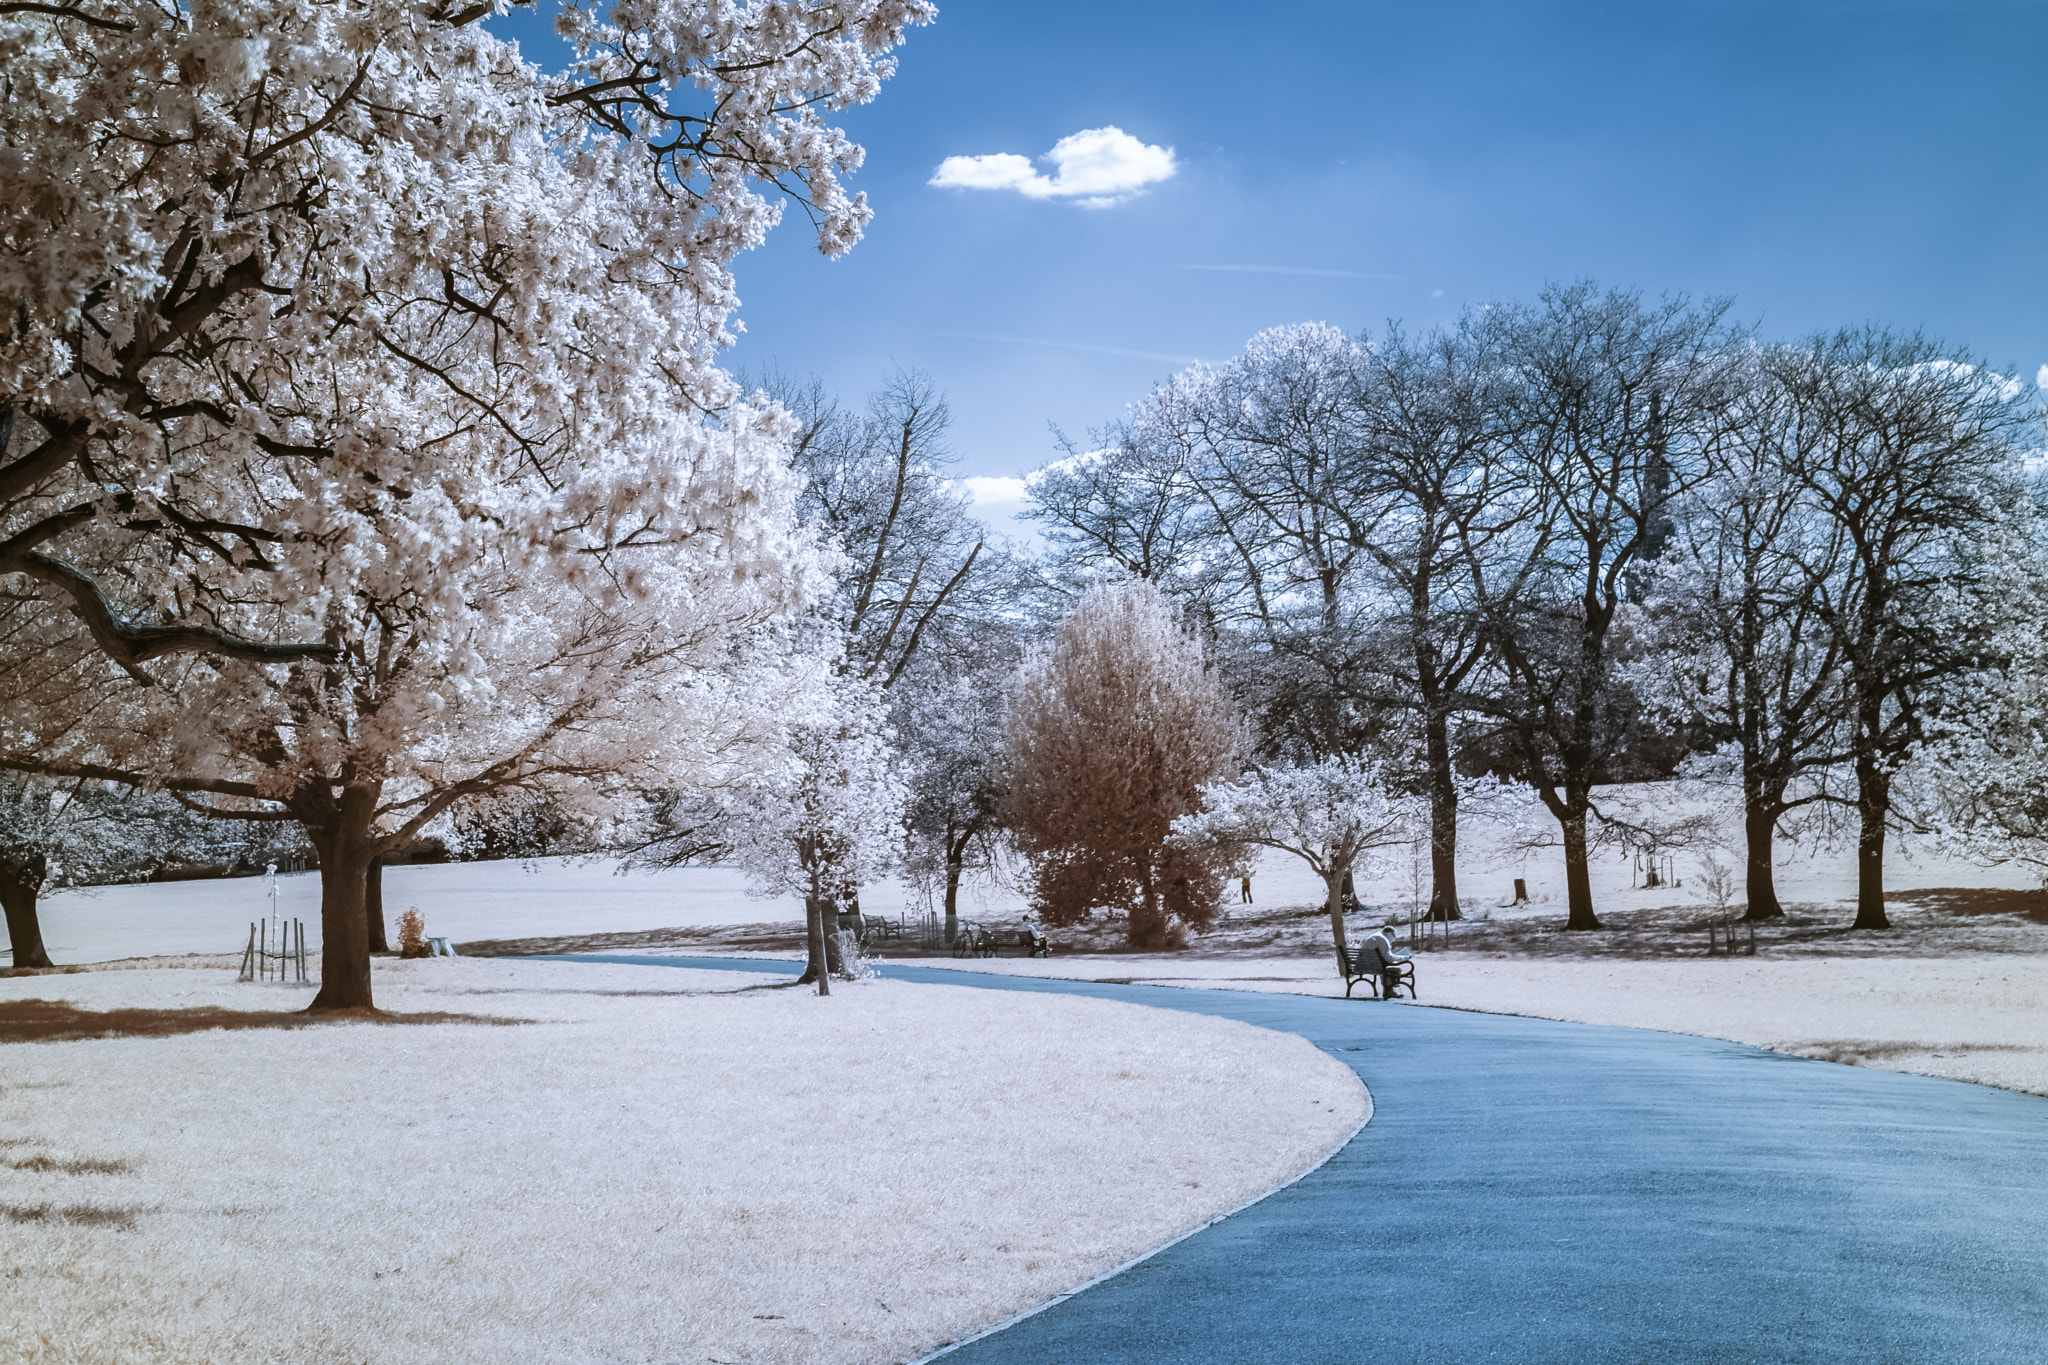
[1353,923,1413,999]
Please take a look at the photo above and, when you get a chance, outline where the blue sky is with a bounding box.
[494,1,2047,521]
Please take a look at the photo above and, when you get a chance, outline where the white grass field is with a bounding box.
[0,958,1366,1365]
[3,780,2042,1363]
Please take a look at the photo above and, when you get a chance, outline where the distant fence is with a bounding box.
[240,919,308,983]
[1705,914,1756,956]
[1407,913,1451,952]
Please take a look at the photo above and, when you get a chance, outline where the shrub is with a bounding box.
[1004,581,1242,948]
[397,907,429,959]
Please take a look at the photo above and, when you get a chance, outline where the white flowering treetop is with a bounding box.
[1172,756,1420,959]
[0,0,932,1008]
[724,668,908,992]
[1907,503,2048,878]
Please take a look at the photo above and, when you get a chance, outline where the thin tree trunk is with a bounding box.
[1326,865,1350,966]
[943,855,962,945]
[365,856,389,953]
[306,787,378,1012]
[1424,712,1461,920]
[1559,804,1602,931]
[1741,800,1785,921]
[822,891,849,977]
[1853,758,1891,930]
[0,852,54,969]
[803,892,830,996]
[1130,862,1161,948]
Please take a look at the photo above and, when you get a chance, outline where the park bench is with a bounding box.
[951,921,1049,959]
[1336,943,1417,1000]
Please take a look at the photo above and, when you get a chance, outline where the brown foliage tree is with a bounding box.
[1003,582,1241,947]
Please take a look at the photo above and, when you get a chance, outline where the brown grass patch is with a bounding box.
[2,1204,139,1230]
[1793,1039,2037,1066]
[0,1000,527,1044]
[9,1156,133,1175]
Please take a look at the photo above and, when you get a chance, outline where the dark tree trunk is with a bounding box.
[1326,865,1350,967]
[365,856,389,953]
[305,785,378,1012]
[1558,804,1602,931]
[1129,862,1162,948]
[1853,758,1891,930]
[943,858,962,946]
[801,892,830,996]
[1741,801,1785,921]
[1423,712,1462,920]
[0,851,54,969]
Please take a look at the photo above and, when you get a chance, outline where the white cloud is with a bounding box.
[960,475,1030,506]
[930,127,1176,207]
[2037,363,2047,390]
[927,152,1039,193]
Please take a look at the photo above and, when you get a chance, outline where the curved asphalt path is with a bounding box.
[558,954,2048,1363]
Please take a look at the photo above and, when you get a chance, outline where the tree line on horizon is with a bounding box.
[1025,287,2047,938]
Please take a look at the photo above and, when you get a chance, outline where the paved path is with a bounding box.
[564,955,2048,1363]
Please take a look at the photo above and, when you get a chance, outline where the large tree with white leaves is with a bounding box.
[0,0,932,1008]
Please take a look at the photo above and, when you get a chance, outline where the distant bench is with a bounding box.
[1336,944,1416,1000]
[952,921,1050,959]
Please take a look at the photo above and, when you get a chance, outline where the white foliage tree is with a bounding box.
[1171,756,1421,964]
[725,671,908,994]
[1908,504,2048,879]
[894,646,1013,942]
[0,0,931,1009]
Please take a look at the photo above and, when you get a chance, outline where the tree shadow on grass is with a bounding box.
[0,999,526,1045]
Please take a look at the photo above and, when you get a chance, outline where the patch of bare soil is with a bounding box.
[1887,887,2048,924]
[454,921,806,958]
[1791,1039,2038,1067]
[0,1000,524,1044]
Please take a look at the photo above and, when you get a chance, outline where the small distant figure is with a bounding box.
[1240,875,1253,904]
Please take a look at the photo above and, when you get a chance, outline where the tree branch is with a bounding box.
[0,2,133,31]
[169,790,298,822]
[6,551,335,682]
[248,62,372,167]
